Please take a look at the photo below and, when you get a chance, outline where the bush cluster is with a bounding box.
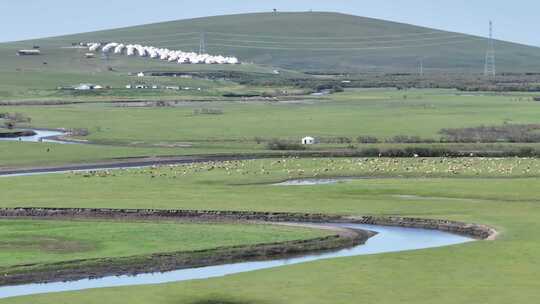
[440,124,540,143]
[300,146,540,158]
[1,112,31,129]
[266,139,306,151]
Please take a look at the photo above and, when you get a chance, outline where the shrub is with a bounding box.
[266,139,306,151]
[318,137,352,144]
[71,128,90,136]
[386,135,435,144]
[3,113,31,123]
[4,121,15,129]
[357,136,379,144]
[359,148,381,157]
[440,124,540,143]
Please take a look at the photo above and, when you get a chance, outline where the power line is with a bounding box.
[143,34,471,48]
[187,37,484,52]
[190,34,468,46]
[204,30,445,40]
[46,30,446,43]
[46,31,200,42]
[484,21,496,77]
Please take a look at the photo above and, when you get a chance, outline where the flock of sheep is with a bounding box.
[69,157,540,181]
[86,42,239,64]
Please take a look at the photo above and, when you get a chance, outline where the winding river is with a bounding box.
[0,129,68,144]
[0,222,473,299]
[0,150,485,299]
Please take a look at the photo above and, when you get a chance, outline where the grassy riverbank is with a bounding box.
[1,157,540,303]
[0,219,328,269]
[0,141,263,169]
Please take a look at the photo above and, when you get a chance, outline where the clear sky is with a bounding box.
[2,0,538,46]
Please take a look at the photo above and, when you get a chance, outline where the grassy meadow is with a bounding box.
[0,157,540,303]
[1,88,540,169]
[0,219,328,268]
[3,12,540,73]
[1,89,540,163]
[2,10,540,304]
[4,89,540,143]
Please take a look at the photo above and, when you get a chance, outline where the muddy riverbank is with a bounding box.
[0,130,36,138]
[0,228,366,287]
[0,208,497,240]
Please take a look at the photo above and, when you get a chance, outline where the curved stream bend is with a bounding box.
[0,208,496,299]
[0,129,69,144]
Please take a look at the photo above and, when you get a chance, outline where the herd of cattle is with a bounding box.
[86,42,239,64]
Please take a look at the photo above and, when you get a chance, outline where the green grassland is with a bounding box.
[2,157,540,211]
[0,140,270,169]
[0,39,297,102]
[2,88,540,168]
[2,89,540,143]
[4,12,540,74]
[1,157,540,303]
[2,12,540,102]
[0,219,327,268]
[3,11,540,304]
[0,66,284,103]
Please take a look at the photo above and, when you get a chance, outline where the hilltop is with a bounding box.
[3,12,540,74]
[2,12,540,100]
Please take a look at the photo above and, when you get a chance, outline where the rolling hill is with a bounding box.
[1,11,540,96]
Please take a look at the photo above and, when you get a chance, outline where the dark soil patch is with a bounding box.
[0,235,95,254]
[0,130,36,138]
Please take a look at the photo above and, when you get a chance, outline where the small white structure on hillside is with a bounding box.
[74,83,102,91]
[302,136,315,145]
[75,84,92,91]
[17,49,41,56]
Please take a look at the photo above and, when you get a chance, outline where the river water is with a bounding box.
[0,130,67,143]
[0,145,477,299]
[0,223,473,299]
[275,178,360,186]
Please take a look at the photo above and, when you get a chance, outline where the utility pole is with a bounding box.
[419,57,424,77]
[484,21,496,77]
[199,32,207,55]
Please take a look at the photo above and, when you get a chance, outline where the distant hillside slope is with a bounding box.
[3,12,540,73]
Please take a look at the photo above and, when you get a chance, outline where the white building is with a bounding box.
[17,49,41,56]
[302,136,315,145]
[75,84,92,91]
[74,83,104,91]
